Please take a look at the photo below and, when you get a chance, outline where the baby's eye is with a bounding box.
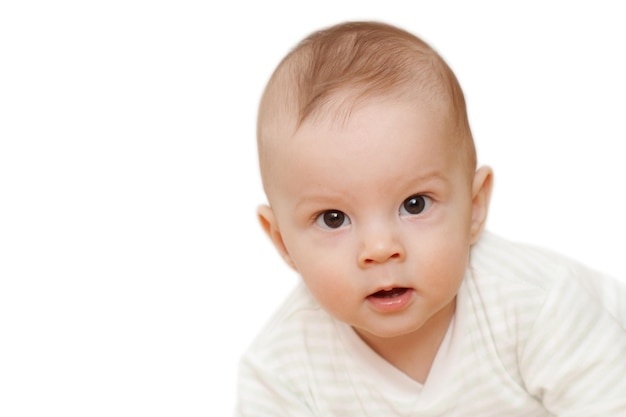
[315,210,350,230]
[400,194,432,216]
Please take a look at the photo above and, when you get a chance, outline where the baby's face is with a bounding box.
[261,98,486,345]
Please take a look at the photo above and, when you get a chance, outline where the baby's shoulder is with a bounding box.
[237,282,350,406]
[468,232,625,325]
[241,282,336,366]
[470,232,576,291]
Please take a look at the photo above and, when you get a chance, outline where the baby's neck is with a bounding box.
[356,299,456,384]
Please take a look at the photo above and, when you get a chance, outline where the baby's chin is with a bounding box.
[350,299,456,342]
[350,317,429,342]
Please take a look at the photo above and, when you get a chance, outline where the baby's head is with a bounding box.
[256,21,493,343]
[258,21,477,199]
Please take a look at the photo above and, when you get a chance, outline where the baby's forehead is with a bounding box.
[292,95,471,167]
[260,91,458,168]
[265,97,476,200]
[260,99,474,201]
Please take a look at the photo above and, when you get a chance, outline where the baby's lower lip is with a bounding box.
[366,288,413,312]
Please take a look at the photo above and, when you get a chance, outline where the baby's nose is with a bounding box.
[357,224,405,267]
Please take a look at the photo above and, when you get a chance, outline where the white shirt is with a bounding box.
[235,233,626,416]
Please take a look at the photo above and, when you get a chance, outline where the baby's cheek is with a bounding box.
[302,262,352,303]
[418,238,468,279]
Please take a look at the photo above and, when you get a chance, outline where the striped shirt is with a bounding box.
[235,233,626,416]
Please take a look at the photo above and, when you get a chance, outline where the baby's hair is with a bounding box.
[258,21,477,190]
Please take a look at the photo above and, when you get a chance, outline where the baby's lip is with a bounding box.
[368,287,410,298]
[366,287,414,312]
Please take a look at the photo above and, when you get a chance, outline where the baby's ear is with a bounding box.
[257,204,297,270]
[469,166,494,244]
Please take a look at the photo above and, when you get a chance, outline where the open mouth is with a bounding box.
[370,287,409,298]
[366,287,413,312]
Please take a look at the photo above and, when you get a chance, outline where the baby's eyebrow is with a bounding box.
[387,170,449,188]
[409,171,448,183]
[293,192,346,210]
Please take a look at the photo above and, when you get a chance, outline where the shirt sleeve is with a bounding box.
[234,353,315,417]
[518,263,626,416]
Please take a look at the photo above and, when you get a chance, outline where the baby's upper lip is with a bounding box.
[367,285,411,298]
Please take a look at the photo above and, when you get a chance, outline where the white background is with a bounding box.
[1,1,625,416]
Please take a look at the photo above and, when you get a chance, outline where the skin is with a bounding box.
[258,97,493,383]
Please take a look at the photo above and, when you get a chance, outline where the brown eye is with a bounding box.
[316,210,350,229]
[400,195,432,216]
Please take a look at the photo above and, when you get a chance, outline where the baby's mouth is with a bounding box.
[366,287,413,312]
[369,287,409,299]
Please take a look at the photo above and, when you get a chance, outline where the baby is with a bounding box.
[235,21,626,416]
